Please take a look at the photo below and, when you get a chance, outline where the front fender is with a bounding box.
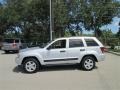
[22,52,44,65]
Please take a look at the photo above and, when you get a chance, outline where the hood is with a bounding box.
[20,47,41,52]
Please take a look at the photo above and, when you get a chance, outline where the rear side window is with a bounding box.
[69,39,84,48]
[21,40,25,43]
[4,39,19,43]
[85,39,99,46]
[15,39,19,43]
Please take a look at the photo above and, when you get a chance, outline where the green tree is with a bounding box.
[0,2,6,37]
[65,0,83,36]
[100,29,113,45]
[53,0,69,38]
[1,0,50,43]
[116,22,120,39]
[0,0,27,38]
[0,0,120,43]
[22,0,50,42]
[77,0,120,38]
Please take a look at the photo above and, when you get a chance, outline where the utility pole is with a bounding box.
[50,0,53,41]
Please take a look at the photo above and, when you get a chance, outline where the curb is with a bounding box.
[107,51,120,56]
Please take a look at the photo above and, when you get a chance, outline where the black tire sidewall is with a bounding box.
[81,56,95,71]
[23,58,40,73]
[5,50,9,53]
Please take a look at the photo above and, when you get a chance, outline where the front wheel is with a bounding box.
[81,56,95,71]
[23,58,40,73]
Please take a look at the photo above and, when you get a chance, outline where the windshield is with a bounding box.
[40,40,53,48]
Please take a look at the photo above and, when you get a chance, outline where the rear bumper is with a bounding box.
[2,47,19,51]
[97,54,105,62]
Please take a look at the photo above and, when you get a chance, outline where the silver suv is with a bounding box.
[2,38,27,53]
[16,37,105,73]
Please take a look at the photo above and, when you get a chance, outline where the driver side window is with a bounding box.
[48,39,66,49]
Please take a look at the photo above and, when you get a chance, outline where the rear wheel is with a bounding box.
[13,50,19,53]
[23,58,40,73]
[81,56,95,71]
[5,50,9,53]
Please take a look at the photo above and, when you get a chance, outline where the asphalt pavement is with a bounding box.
[0,50,120,90]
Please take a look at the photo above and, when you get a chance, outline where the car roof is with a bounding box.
[55,36,97,40]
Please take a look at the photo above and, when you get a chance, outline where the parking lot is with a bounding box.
[0,50,120,90]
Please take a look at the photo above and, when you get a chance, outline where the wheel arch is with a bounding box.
[22,56,41,66]
[81,54,98,63]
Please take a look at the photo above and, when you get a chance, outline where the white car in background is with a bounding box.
[15,37,105,73]
[2,38,27,53]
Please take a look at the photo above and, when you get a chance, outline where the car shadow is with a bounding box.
[40,65,82,72]
[13,66,24,73]
[13,65,98,74]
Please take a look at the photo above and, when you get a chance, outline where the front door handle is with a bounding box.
[80,49,85,51]
[60,50,66,52]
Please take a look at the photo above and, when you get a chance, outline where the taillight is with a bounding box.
[100,47,105,53]
[12,43,17,47]
[12,40,17,47]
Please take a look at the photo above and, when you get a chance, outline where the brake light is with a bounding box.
[100,47,105,53]
[12,40,17,47]
[12,43,17,47]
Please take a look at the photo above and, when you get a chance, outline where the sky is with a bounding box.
[0,0,2,1]
[101,17,120,33]
[84,17,120,34]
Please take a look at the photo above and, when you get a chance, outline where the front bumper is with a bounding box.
[2,46,19,51]
[15,57,22,65]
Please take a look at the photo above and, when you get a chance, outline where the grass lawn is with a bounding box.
[109,49,120,53]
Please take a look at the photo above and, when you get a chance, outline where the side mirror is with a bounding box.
[47,46,51,50]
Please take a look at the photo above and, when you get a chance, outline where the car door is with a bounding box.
[66,38,86,63]
[44,39,68,64]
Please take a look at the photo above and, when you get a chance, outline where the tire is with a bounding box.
[81,56,95,71]
[5,50,9,53]
[13,50,19,53]
[23,58,40,73]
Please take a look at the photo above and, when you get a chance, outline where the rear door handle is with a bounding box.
[60,50,66,52]
[80,49,85,51]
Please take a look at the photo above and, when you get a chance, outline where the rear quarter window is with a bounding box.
[69,39,84,48]
[85,39,99,46]
[15,39,19,43]
[21,40,25,43]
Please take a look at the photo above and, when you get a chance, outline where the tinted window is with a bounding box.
[4,39,19,43]
[49,40,66,49]
[21,40,25,43]
[85,39,99,46]
[15,39,19,43]
[69,39,84,48]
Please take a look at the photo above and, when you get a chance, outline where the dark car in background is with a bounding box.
[0,42,3,50]
[1,38,27,53]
